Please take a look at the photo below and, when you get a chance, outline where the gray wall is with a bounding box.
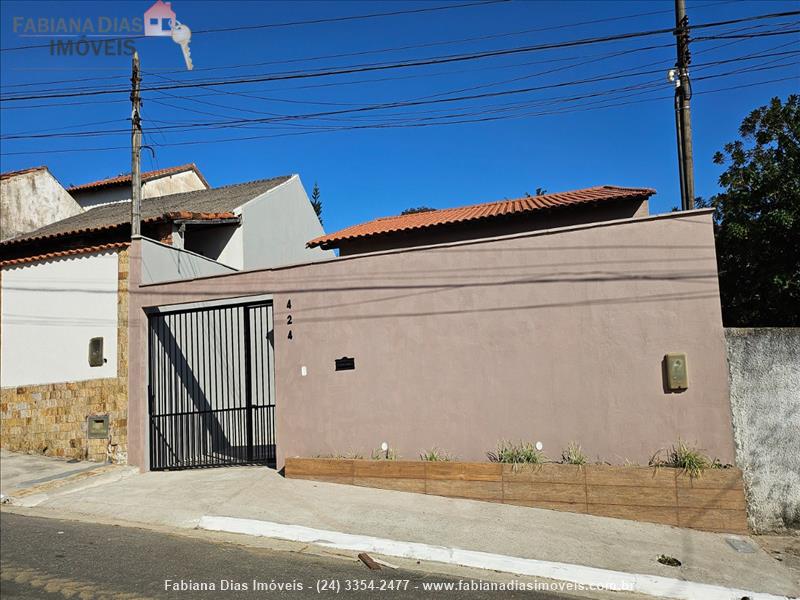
[140,237,236,284]
[127,210,735,471]
[1,169,82,241]
[240,175,334,269]
[726,328,800,532]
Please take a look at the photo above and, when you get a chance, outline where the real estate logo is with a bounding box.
[144,0,175,36]
[144,0,194,70]
[10,0,193,67]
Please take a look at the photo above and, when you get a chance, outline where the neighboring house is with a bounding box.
[0,172,332,462]
[0,166,82,241]
[67,163,209,209]
[308,185,653,255]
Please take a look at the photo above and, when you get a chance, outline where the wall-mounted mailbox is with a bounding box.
[88,337,104,367]
[664,353,688,391]
[88,415,109,439]
[335,356,355,371]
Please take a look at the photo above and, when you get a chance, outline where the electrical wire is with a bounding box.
[2,11,798,103]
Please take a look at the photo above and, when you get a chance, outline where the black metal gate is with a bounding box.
[148,302,275,470]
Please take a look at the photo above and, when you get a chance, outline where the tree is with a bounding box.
[310,182,322,224]
[401,206,436,215]
[703,95,799,326]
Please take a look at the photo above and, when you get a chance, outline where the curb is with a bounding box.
[198,516,789,600]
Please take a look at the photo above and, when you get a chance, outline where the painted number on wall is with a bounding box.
[286,299,293,340]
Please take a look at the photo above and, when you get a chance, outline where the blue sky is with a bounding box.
[1,0,797,234]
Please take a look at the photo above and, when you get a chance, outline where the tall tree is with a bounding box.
[702,95,799,326]
[310,182,322,224]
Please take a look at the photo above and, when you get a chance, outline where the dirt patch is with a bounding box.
[755,533,800,585]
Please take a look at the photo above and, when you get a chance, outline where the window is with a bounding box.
[150,18,158,25]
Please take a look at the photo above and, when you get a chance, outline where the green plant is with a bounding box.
[371,447,398,460]
[487,440,546,464]
[560,442,587,465]
[649,439,711,478]
[696,95,800,326]
[314,451,364,459]
[419,447,454,461]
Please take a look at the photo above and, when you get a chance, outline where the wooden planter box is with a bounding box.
[285,458,748,534]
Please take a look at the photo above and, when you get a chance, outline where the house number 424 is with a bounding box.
[286,299,293,340]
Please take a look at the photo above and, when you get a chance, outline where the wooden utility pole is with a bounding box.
[674,0,695,210]
[130,51,142,237]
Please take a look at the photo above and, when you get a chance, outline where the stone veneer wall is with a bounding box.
[0,248,129,463]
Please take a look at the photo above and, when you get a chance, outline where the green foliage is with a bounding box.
[649,439,711,478]
[560,442,587,465]
[401,206,436,215]
[314,451,364,459]
[701,95,799,326]
[419,447,454,461]
[487,440,546,464]
[310,182,323,224]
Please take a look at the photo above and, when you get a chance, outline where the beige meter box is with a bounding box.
[665,353,688,390]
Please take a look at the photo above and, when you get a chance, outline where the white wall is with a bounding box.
[1,169,83,241]
[140,237,237,284]
[73,171,207,209]
[1,251,119,387]
[182,224,243,269]
[239,175,334,269]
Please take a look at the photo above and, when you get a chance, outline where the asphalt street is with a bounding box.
[1,512,586,599]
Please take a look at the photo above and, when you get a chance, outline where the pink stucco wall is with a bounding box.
[127,210,735,470]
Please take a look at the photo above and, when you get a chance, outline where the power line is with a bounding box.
[0,1,737,91]
[0,0,509,52]
[2,72,793,157]
[2,11,798,103]
[4,54,796,141]
[0,21,775,113]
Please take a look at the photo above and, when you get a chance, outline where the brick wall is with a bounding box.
[0,248,129,463]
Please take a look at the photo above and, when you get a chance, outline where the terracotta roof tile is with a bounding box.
[0,242,129,267]
[66,163,209,191]
[307,185,655,249]
[0,166,49,180]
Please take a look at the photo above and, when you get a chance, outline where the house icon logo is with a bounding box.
[144,0,176,37]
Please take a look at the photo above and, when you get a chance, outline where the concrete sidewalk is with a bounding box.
[2,459,796,598]
[0,449,131,500]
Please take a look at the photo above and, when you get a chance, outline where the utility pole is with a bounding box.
[130,51,142,237]
[674,0,695,210]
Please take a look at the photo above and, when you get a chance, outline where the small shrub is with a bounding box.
[487,440,546,464]
[561,442,587,465]
[371,447,398,461]
[314,452,364,459]
[419,447,454,461]
[649,439,711,478]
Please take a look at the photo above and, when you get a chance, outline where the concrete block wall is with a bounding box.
[0,248,129,463]
[726,328,800,532]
